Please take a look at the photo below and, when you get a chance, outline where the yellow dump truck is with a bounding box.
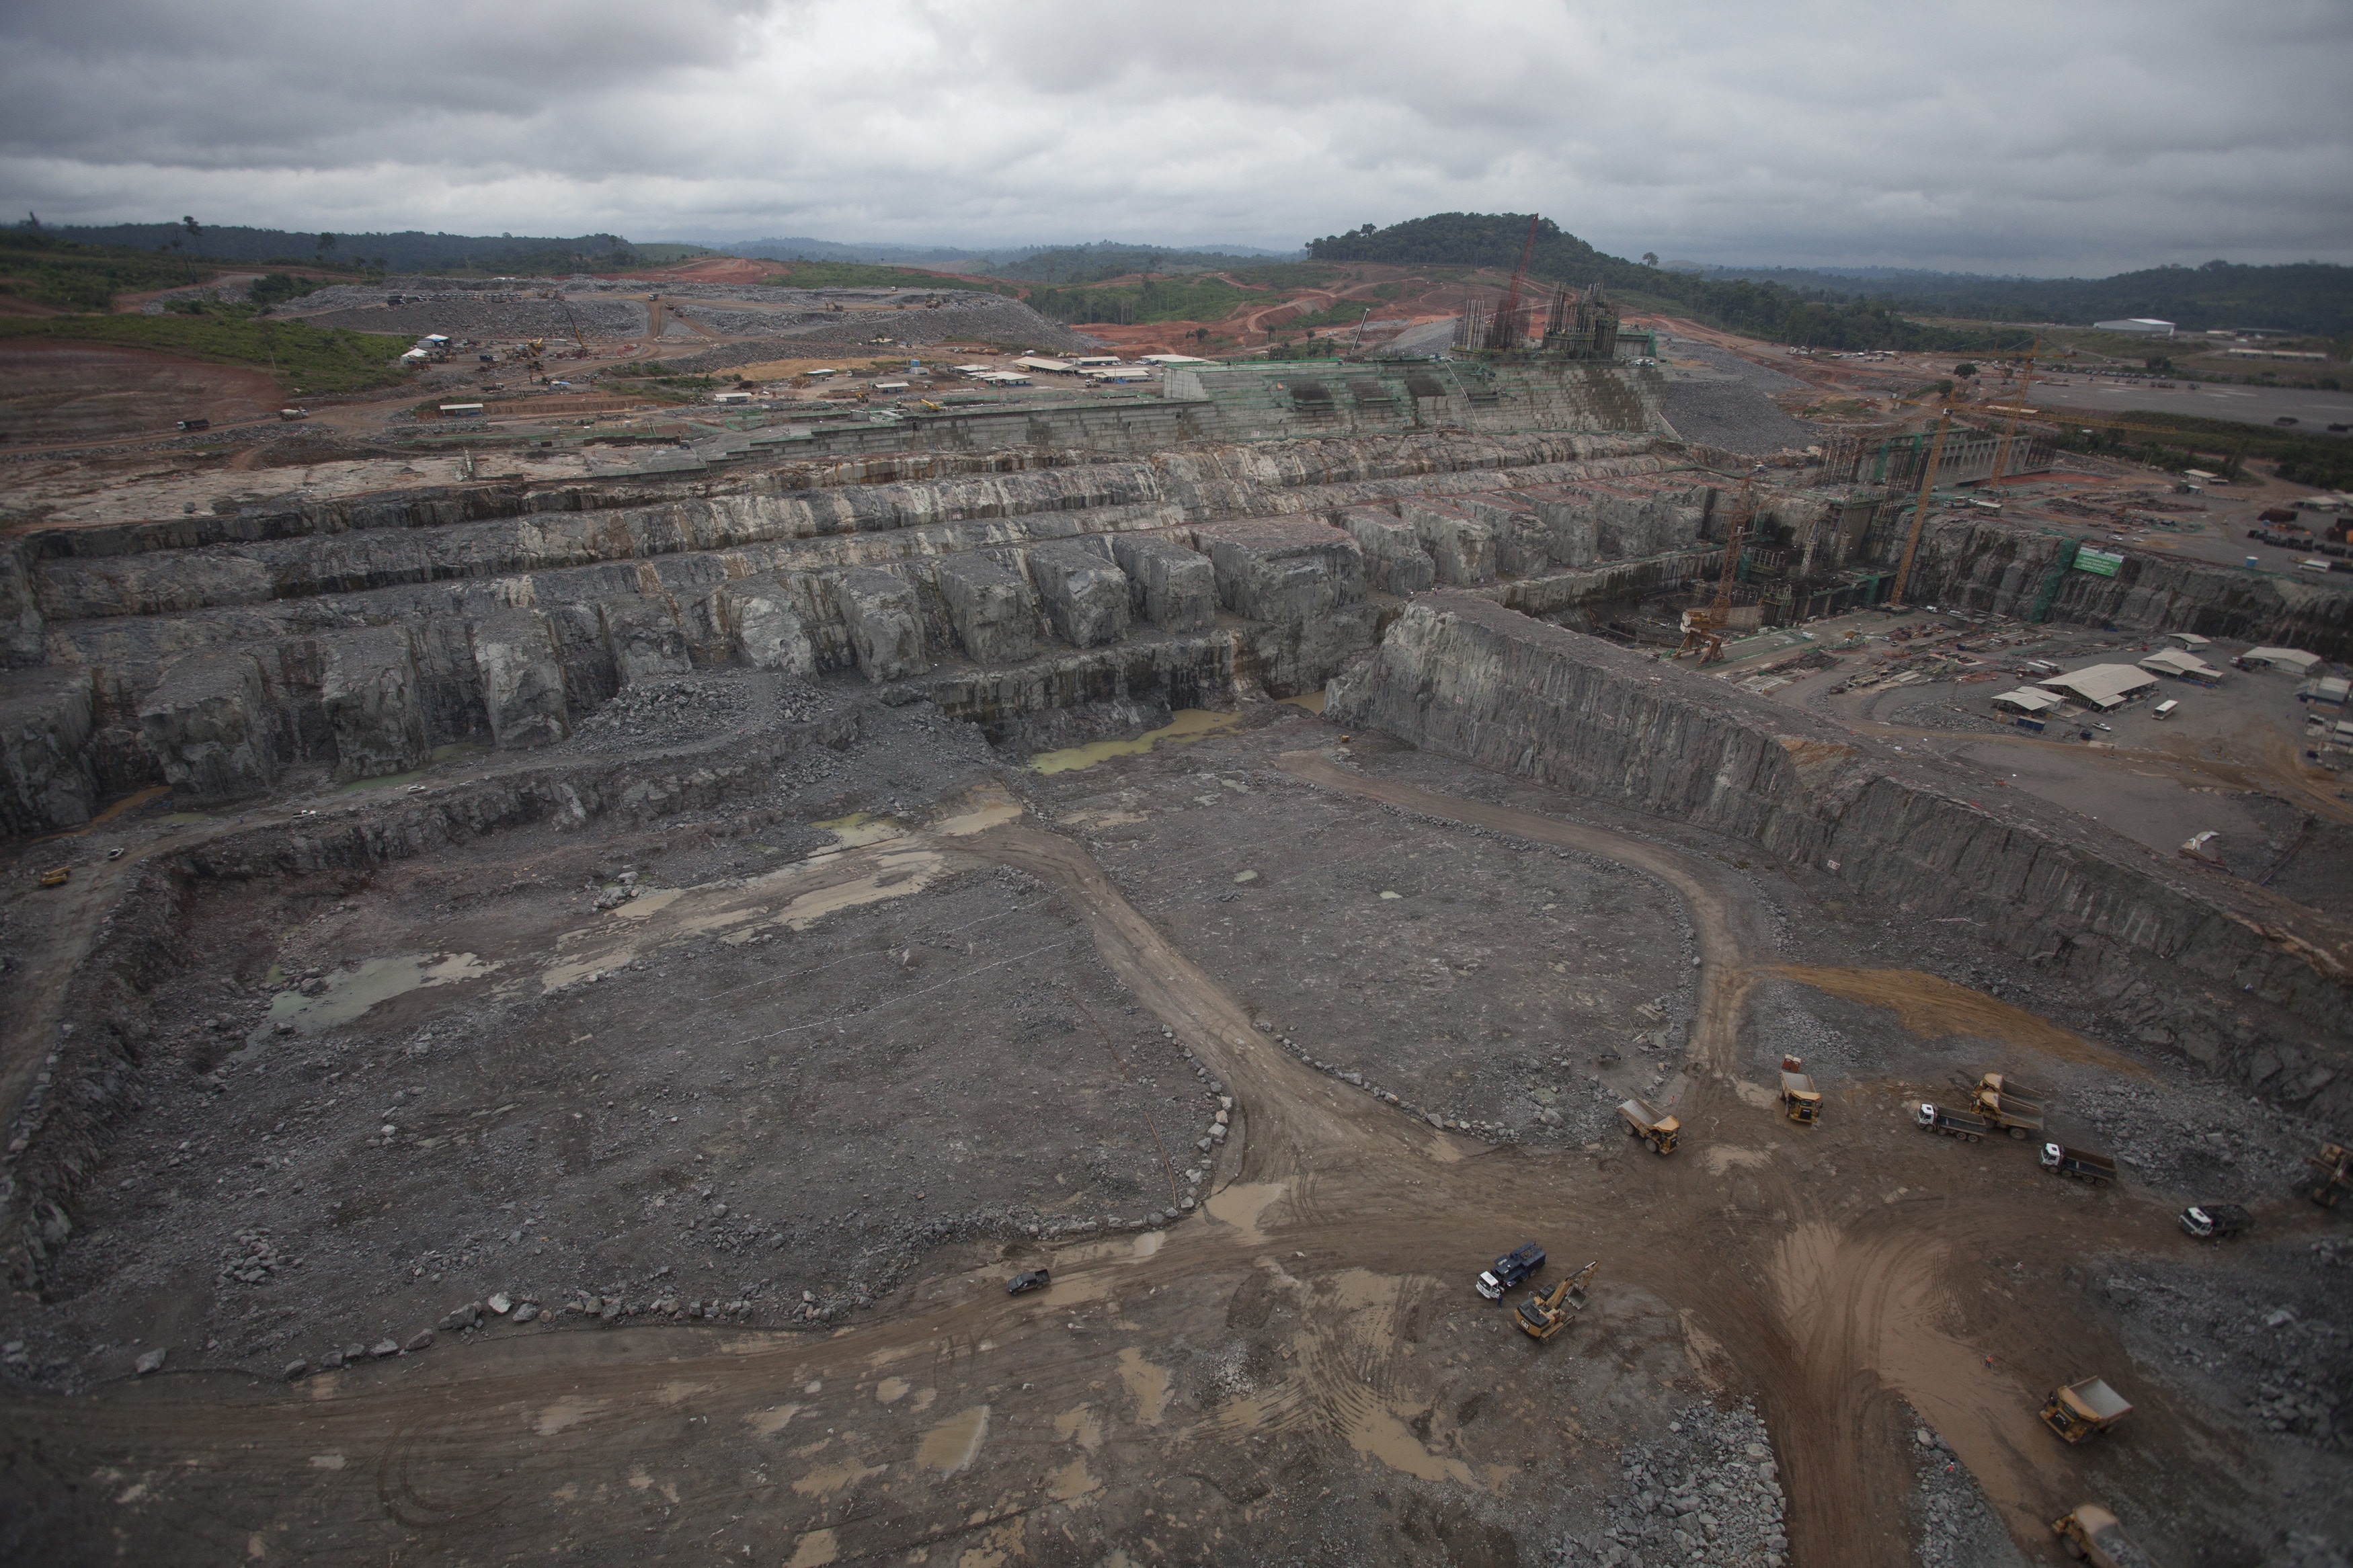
[2052,1504,2155,1568]
[2040,1376,2131,1443]
[1779,1055,1821,1124]
[1618,1097,1679,1155]
[1974,1071,2046,1140]
[2309,1143,2352,1208]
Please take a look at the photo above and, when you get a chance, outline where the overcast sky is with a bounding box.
[4,0,2347,276]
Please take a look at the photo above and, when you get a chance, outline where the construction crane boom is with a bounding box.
[1888,411,1954,610]
[1985,335,2039,485]
[1675,474,1755,663]
[1486,215,1542,352]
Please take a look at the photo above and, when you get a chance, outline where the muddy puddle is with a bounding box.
[241,951,500,1057]
[1026,708,1244,775]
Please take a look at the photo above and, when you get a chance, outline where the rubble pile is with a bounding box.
[1903,1415,2022,1568]
[1550,1399,1788,1567]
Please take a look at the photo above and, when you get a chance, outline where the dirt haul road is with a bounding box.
[0,751,2304,1565]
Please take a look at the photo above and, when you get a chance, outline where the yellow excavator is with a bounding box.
[1515,1261,1599,1342]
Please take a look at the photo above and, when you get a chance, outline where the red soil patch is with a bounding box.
[0,340,281,446]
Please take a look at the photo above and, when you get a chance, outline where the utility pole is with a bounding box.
[1888,410,1953,609]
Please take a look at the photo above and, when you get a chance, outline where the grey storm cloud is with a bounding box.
[3,0,2347,272]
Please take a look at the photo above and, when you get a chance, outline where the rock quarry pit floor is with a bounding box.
[0,695,2348,1567]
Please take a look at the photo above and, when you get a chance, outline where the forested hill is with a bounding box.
[1689,260,2352,337]
[1308,214,2348,347]
[27,222,703,277]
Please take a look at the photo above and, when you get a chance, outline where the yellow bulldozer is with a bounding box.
[1515,1261,1599,1342]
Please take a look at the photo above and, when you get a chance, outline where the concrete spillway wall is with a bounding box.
[1328,591,2353,1120]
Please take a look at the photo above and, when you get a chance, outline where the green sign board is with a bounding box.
[2074,548,2124,577]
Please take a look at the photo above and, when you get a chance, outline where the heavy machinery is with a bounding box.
[1618,1096,1680,1155]
[1476,1242,1545,1301]
[1778,1055,1821,1124]
[1916,1102,1991,1142]
[2309,1143,2352,1206]
[38,866,69,888]
[2040,1376,2132,1443]
[2178,1202,2250,1240]
[1675,477,1756,664]
[1515,1260,1599,1342]
[2052,1504,2155,1568]
[1972,1072,2046,1141]
[2042,1143,2119,1185]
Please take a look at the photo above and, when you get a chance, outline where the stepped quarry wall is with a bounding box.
[1895,515,2353,659]
[0,433,1736,831]
[1328,592,2353,1120]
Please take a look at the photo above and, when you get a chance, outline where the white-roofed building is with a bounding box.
[2238,647,2323,674]
[1990,688,2063,714]
[2035,663,2158,710]
[2159,631,2210,649]
[2138,649,2224,685]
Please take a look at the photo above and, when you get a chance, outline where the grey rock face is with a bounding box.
[469,607,571,749]
[1333,506,1435,596]
[1455,493,1553,577]
[1110,535,1217,632]
[831,569,926,682]
[0,667,97,836]
[1197,518,1373,694]
[320,626,430,782]
[1330,592,2352,1120]
[936,554,1045,664]
[713,577,817,675]
[1398,497,1499,585]
[1198,518,1365,624]
[597,596,692,686]
[1025,540,1131,649]
[137,651,280,803]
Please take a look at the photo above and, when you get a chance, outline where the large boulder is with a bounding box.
[1193,518,1373,694]
[469,607,571,749]
[0,667,97,835]
[1025,540,1131,649]
[830,569,926,682]
[715,577,818,674]
[598,596,692,685]
[1396,497,1497,585]
[1111,535,1218,631]
[1332,506,1435,596]
[138,649,281,802]
[936,554,1045,665]
[320,625,430,782]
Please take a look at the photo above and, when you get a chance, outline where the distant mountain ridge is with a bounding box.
[1306,214,2350,338]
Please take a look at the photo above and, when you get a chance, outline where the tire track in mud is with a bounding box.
[1265,749,2143,1567]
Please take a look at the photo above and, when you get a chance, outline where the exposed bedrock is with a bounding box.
[832,569,928,682]
[1329,592,2353,1118]
[1024,539,1131,649]
[0,434,1734,829]
[0,667,97,835]
[469,607,574,747]
[1899,515,2353,659]
[319,626,429,782]
[136,650,284,802]
[1109,535,1216,632]
[21,433,1673,622]
[936,553,1047,665]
